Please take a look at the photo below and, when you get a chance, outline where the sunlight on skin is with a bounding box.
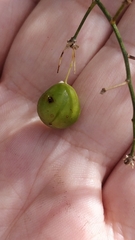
[0,0,135,239]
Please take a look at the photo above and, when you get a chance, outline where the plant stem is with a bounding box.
[64,50,75,84]
[112,0,131,22]
[61,0,135,164]
[68,0,130,44]
[59,1,96,77]
[68,1,96,43]
[95,0,135,158]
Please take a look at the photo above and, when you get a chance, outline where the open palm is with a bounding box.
[0,0,135,239]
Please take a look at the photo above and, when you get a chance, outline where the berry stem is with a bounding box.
[64,49,76,84]
[71,1,96,41]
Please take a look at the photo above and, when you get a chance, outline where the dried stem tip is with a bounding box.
[123,154,135,169]
[100,81,127,94]
[57,38,79,73]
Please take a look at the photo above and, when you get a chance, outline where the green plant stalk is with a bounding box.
[68,0,135,158]
[68,1,96,43]
[68,0,129,44]
[112,0,130,22]
[95,0,135,157]
[66,0,135,157]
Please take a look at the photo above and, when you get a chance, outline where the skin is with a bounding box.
[0,0,135,239]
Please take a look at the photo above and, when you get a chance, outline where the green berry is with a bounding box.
[37,81,80,129]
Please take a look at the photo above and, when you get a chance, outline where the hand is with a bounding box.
[0,1,135,239]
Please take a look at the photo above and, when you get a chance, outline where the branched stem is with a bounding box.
[95,0,135,165]
[60,0,135,165]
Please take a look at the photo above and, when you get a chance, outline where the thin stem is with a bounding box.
[112,0,131,22]
[58,1,96,76]
[64,50,75,84]
[69,1,96,42]
[100,81,127,94]
[95,0,135,157]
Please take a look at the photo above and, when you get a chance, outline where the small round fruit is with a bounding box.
[37,81,80,129]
